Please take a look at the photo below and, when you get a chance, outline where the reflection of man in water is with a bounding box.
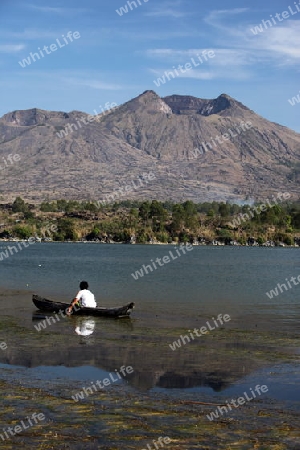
[75,318,96,336]
[67,281,97,315]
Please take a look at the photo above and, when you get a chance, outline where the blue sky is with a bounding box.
[0,0,299,131]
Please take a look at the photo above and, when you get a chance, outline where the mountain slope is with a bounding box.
[0,91,299,203]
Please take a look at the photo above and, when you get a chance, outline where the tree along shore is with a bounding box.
[0,197,299,246]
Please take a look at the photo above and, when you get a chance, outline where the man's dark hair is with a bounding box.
[80,281,89,290]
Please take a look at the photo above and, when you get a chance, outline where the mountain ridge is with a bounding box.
[0,90,299,203]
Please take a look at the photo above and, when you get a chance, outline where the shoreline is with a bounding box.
[0,239,298,248]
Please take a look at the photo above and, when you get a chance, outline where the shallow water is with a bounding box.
[0,244,300,448]
[0,244,299,407]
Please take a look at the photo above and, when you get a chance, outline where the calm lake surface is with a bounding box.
[1,242,299,312]
[0,243,299,407]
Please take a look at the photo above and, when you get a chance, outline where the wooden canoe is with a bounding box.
[32,294,135,318]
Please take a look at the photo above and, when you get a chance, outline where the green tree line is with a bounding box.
[0,196,299,245]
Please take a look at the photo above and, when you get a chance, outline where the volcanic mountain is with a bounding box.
[0,90,299,203]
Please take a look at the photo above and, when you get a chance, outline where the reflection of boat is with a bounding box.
[75,318,96,336]
[32,295,135,318]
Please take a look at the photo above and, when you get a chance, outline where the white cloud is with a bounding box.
[26,5,65,14]
[0,29,67,41]
[248,21,300,62]
[64,77,123,90]
[146,48,254,81]
[150,67,214,80]
[211,49,256,66]
[198,8,300,70]
[0,44,25,53]
[100,28,199,41]
[145,0,187,18]
[0,70,125,91]
[36,71,123,90]
[205,8,249,35]
[145,8,187,18]
[25,4,89,15]
[151,66,249,81]
[146,48,253,66]
[207,7,249,18]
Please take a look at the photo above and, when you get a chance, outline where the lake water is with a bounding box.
[1,242,299,314]
[0,243,299,407]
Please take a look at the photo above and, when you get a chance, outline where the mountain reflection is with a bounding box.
[0,313,264,393]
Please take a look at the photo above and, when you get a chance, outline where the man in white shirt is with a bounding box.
[67,281,97,314]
